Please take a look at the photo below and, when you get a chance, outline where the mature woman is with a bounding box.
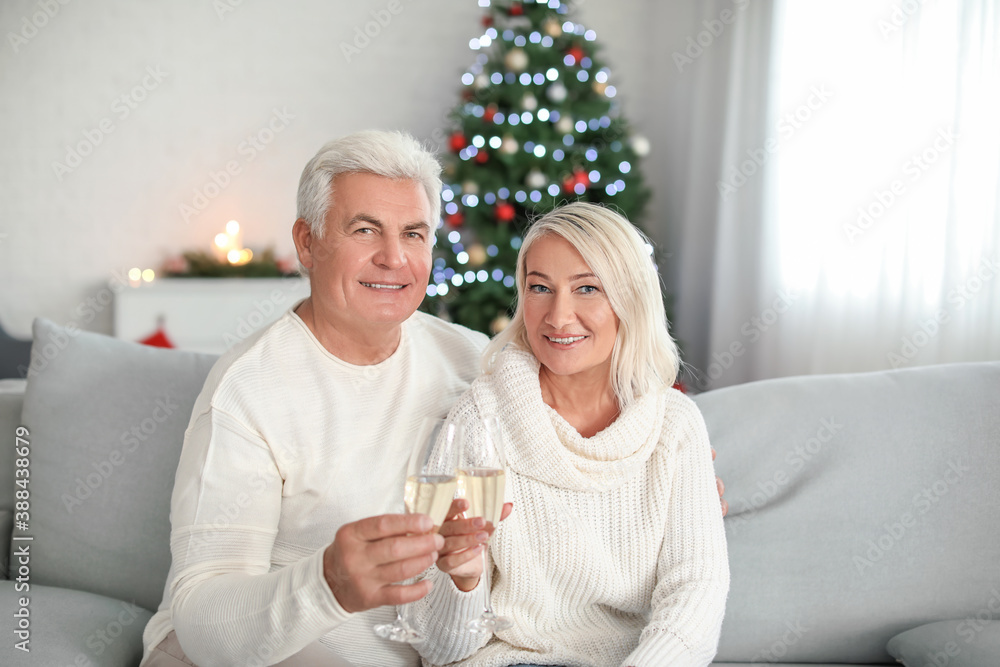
[412,202,729,667]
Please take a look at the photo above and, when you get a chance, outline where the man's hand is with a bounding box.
[436,499,513,592]
[323,513,444,613]
[711,448,728,516]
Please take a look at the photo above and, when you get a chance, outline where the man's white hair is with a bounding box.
[484,202,680,408]
[296,130,442,239]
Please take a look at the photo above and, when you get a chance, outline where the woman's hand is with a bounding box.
[712,448,728,516]
[436,499,513,592]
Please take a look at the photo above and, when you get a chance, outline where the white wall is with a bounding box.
[0,0,658,339]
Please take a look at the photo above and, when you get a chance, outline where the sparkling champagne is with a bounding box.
[457,467,506,525]
[404,474,457,527]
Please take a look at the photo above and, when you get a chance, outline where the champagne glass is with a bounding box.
[374,417,462,643]
[458,414,512,633]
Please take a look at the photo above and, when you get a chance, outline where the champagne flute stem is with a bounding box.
[399,602,416,638]
[481,543,493,616]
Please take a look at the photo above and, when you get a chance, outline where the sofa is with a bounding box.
[0,317,997,666]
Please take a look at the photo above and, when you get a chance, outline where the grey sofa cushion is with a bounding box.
[13,319,217,611]
[886,620,1000,666]
[0,581,152,666]
[694,362,1000,664]
[0,379,26,580]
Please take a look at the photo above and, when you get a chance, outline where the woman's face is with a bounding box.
[522,234,620,384]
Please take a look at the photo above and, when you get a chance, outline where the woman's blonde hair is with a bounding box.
[484,202,679,407]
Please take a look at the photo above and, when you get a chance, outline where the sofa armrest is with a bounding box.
[0,379,26,580]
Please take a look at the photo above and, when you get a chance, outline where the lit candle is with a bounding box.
[213,220,245,263]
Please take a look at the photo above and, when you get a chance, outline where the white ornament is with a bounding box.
[555,116,574,134]
[500,135,519,155]
[525,168,547,189]
[630,135,651,157]
[546,82,568,103]
[543,17,562,38]
[462,180,480,195]
[505,48,529,72]
[521,93,538,111]
[474,73,490,90]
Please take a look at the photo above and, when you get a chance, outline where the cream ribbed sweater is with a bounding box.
[412,347,729,667]
[140,306,487,667]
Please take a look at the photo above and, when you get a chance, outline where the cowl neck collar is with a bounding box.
[472,347,664,492]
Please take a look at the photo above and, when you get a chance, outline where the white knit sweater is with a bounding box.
[411,347,729,667]
[140,306,487,667]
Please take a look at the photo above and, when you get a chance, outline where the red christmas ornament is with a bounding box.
[482,15,494,27]
[483,104,498,122]
[566,45,586,65]
[495,201,516,223]
[509,2,524,16]
[562,168,590,194]
[475,149,489,164]
[446,211,465,227]
[449,132,467,152]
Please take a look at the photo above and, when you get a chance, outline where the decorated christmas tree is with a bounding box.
[422,0,654,335]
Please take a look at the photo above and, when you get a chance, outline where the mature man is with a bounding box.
[142,130,726,667]
[142,131,492,667]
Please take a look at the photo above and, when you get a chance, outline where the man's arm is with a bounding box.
[167,407,442,666]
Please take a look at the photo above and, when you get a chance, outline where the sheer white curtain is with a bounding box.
[658,0,781,390]
[664,0,1000,389]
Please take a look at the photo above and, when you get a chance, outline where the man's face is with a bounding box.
[299,172,433,333]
